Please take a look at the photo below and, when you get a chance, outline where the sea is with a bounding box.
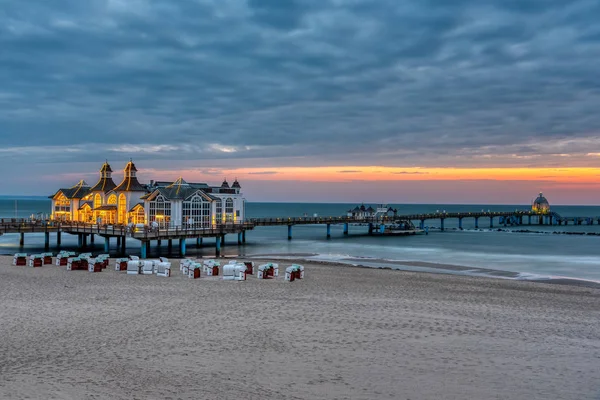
[2,196,600,286]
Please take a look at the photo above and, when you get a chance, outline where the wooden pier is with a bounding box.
[2,208,599,258]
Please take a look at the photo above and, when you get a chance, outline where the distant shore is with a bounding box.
[1,255,599,399]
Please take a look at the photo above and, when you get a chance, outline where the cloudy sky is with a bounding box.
[2,0,600,203]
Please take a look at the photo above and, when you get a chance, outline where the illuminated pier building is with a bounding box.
[531,192,550,214]
[50,161,245,227]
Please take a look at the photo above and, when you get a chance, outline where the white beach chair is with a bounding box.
[156,262,171,277]
[141,260,155,275]
[127,260,142,275]
[188,263,201,279]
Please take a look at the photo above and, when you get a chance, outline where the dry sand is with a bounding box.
[0,255,599,400]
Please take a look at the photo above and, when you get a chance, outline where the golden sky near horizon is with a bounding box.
[134,166,600,184]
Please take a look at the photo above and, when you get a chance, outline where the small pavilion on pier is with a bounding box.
[532,192,550,214]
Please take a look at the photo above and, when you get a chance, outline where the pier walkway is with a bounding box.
[2,208,599,258]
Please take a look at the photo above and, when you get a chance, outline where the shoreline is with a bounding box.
[245,253,600,289]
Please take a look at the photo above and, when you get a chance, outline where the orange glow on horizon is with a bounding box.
[136,166,600,184]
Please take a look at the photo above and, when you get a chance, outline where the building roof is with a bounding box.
[114,161,146,192]
[90,162,117,193]
[533,192,549,206]
[232,179,241,189]
[50,180,91,199]
[221,179,230,188]
[144,181,218,202]
[124,160,138,172]
[128,202,144,212]
[78,201,93,210]
[100,162,113,173]
[114,177,146,192]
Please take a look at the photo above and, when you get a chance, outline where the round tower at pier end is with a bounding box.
[532,192,550,214]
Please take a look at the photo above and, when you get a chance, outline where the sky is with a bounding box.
[1,0,600,204]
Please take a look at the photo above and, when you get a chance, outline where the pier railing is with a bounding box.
[131,223,255,240]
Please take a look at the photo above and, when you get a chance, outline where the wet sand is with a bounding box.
[0,255,599,399]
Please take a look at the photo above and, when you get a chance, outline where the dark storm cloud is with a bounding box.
[1,0,600,168]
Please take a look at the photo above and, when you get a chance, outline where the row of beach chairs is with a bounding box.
[13,253,54,267]
[119,256,172,277]
[177,259,304,282]
[66,253,110,272]
[12,252,305,281]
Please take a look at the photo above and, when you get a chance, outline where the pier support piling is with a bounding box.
[368,223,373,235]
[474,217,479,229]
[168,239,173,251]
[44,232,50,250]
[237,232,242,245]
[77,234,83,249]
[19,232,24,247]
[116,236,121,247]
[216,236,221,257]
[380,224,385,234]
[221,235,226,247]
[343,223,349,235]
[197,237,202,246]
[104,237,110,253]
[440,219,445,231]
[490,217,494,228]
[458,218,463,230]
[326,224,331,239]
[90,234,95,244]
[528,215,532,225]
[141,241,148,259]
[288,225,292,240]
[179,238,186,257]
[56,231,61,246]
[419,220,425,230]
[242,230,246,243]
[157,239,162,246]
[82,235,87,248]
[121,237,126,253]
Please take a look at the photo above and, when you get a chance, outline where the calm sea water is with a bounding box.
[2,196,600,283]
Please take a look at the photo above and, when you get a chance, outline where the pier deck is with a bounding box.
[2,208,600,258]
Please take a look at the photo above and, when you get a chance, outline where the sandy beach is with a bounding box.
[0,255,598,400]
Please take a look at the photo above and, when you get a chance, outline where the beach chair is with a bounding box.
[115,258,129,271]
[188,263,201,279]
[258,263,278,279]
[291,264,304,279]
[13,253,27,266]
[141,260,155,275]
[156,262,171,277]
[67,257,81,271]
[96,254,109,268]
[243,261,254,275]
[127,260,142,275]
[203,260,220,276]
[29,255,43,267]
[88,258,103,272]
[41,252,53,265]
[223,263,247,281]
[285,266,296,282]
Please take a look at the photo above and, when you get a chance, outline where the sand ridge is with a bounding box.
[0,255,599,400]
